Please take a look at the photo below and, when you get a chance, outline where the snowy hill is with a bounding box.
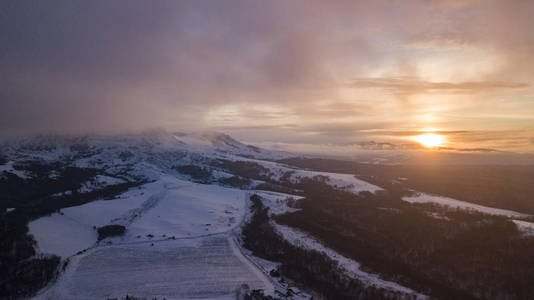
[1,132,427,300]
[0,131,380,200]
[7,131,531,299]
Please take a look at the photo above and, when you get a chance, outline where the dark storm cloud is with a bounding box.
[1,1,183,133]
[0,1,336,134]
[1,2,182,82]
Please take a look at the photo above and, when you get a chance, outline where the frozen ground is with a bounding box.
[402,192,531,218]
[35,236,272,300]
[272,222,428,299]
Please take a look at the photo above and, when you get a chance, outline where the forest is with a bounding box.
[279,157,534,214]
[273,176,534,299]
[0,161,144,299]
[243,194,417,300]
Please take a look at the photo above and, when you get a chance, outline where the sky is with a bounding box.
[1,0,534,153]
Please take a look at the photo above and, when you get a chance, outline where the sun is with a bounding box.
[413,133,445,148]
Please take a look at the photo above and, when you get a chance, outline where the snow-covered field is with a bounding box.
[36,236,272,300]
[31,171,278,300]
[29,175,250,258]
[272,223,427,299]
[402,192,531,218]
[124,180,246,241]
[29,187,149,258]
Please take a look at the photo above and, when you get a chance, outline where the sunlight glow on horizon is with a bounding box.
[412,133,445,148]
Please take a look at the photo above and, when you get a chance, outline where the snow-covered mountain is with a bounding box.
[1,130,290,163]
[6,131,532,299]
[0,131,381,197]
[4,131,422,300]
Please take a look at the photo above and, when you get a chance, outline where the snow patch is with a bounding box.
[289,169,383,194]
[513,220,534,236]
[426,212,450,220]
[125,179,246,241]
[0,161,31,179]
[29,186,151,258]
[253,190,303,216]
[78,175,126,193]
[403,192,530,218]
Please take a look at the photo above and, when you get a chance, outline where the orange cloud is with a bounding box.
[350,76,529,96]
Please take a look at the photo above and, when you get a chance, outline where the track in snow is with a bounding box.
[110,189,168,226]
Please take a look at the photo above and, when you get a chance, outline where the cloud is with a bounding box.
[350,76,529,96]
[404,33,472,50]
[1,0,533,153]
